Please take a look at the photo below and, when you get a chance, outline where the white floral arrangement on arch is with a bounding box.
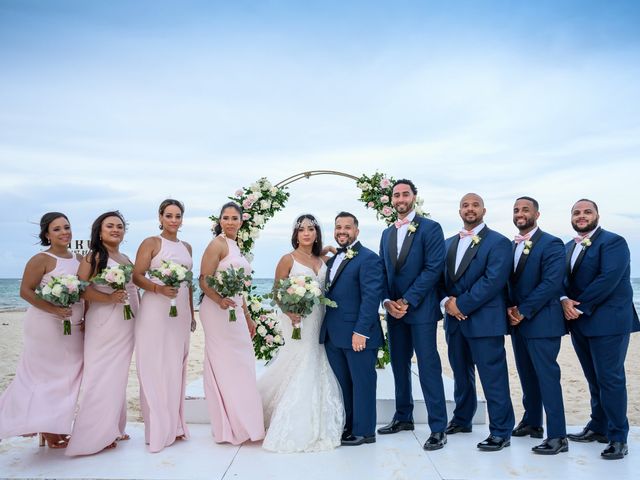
[246,293,285,361]
[356,172,428,225]
[209,177,290,258]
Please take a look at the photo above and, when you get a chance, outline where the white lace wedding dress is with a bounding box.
[258,260,345,452]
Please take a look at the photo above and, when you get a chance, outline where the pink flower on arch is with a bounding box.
[380,177,391,188]
[382,206,393,216]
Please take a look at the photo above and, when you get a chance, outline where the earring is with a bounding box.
[159,224,163,230]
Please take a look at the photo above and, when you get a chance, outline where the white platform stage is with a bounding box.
[185,362,488,425]
[1,423,638,479]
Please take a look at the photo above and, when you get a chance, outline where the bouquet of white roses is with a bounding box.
[36,274,89,335]
[267,275,337,340]
[148,260,193,317]
[92,264,135,320]
[205,266,251,321]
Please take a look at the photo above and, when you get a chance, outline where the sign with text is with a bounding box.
[69,240,91,256]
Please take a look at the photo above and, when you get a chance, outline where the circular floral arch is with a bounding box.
[209,170,427,360]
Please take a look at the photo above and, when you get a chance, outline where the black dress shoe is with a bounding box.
[341,430,352,442]
[377,419,415,435]
[341,434,376,446]
[601,441,628,460]
[532,437,569,455]
[512,421,544,439]
[423,432,447,451]
[444,421,472,435]
[567,426,608,443]
[477,435,510,451]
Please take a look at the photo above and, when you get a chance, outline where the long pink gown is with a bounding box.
[135,236,192,453]
[66,258,139,456]
[0,252,84,439]
[200,236,265,444]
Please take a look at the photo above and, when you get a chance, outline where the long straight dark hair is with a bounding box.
[291,214,322,257]
[214,202,243,236]
[88,211,127,275]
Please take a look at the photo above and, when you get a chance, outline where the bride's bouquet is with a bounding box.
[267,275,337,340]
[92,264,135,320]
[36,274,89,335]
[205,266,251,321]
[148,260,193,317]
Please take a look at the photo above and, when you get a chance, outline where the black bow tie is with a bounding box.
[336,246,349,254]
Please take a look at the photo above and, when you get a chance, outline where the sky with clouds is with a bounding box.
[1,0,639,278]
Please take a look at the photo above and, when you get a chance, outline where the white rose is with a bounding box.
[260,199,271,210]
[294,286,306,297]
[269,186,278,195]
[250,182,260,192]
[253,214,265,226]
[257,325,267,336]
[250,228,260,239]
[274,335,282,344]
[41,285,52,296]
[51,284,63,297]
[261,180,272,190]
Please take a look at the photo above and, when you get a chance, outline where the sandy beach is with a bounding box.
[0,310,638,426]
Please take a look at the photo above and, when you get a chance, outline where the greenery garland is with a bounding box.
[211,172,428,365]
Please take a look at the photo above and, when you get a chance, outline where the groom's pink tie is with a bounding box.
[459,230,474,239]
[514,233,531,244]
[574,235,587,244]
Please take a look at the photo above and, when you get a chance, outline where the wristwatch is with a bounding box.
[399,298,409,306]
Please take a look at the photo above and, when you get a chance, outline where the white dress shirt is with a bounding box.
[513,227,538,272]
[441,222,486,311]
[395,210,417,257]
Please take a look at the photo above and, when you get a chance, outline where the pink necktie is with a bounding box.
[574,235,587,244]
[514,233,531,244]
[459,230,474,239]
[394,218,410,229]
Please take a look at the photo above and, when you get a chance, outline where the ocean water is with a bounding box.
[0,278,275,312]
[1,278,639,313]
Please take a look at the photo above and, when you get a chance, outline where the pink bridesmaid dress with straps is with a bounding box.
[66,258,139,456]
[134,236,192,453]
[0,252,84,439]
[199,236,265,444]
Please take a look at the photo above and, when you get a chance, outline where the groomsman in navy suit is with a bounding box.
[440,193,515,451]
[562,199,639,460]
[377,179,448,451]
[321,212,384,446]
[507,196,568,455]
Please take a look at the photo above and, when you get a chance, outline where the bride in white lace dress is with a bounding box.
[258,215,345,453]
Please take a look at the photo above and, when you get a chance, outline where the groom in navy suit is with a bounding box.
[377,179,448,451]
[562,199,639,460]
[507,196,568,455]
[320,212,384,446]
[440,193,515,451]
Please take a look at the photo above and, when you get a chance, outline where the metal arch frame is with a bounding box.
[275,170,359,188]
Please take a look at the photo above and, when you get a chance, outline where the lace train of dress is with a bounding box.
[258,260,345,453]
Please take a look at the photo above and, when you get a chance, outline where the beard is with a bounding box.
[572,218,599,234]
[335,235,355,246]
[514,216,536,231]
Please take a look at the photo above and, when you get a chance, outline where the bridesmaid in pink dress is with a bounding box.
[66,211,139,456]
[199,202,264,444]
[0,212,84,448]
[133,199,196,453]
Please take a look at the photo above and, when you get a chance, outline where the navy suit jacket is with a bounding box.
[507,229,567,339]
[564,228,640,337]
[379,216,445,324]
[320,242,384,350]
[440,227,511,338]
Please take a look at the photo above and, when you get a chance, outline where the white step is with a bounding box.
[185,361,487,424]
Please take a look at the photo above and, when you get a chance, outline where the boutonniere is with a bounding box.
[345,247,358,260]
[581,238,592,248]
[407,221,418,236]
[470,235,481,248]
[523,240,533,255]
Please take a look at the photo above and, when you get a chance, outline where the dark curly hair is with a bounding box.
[38,212,69,246]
